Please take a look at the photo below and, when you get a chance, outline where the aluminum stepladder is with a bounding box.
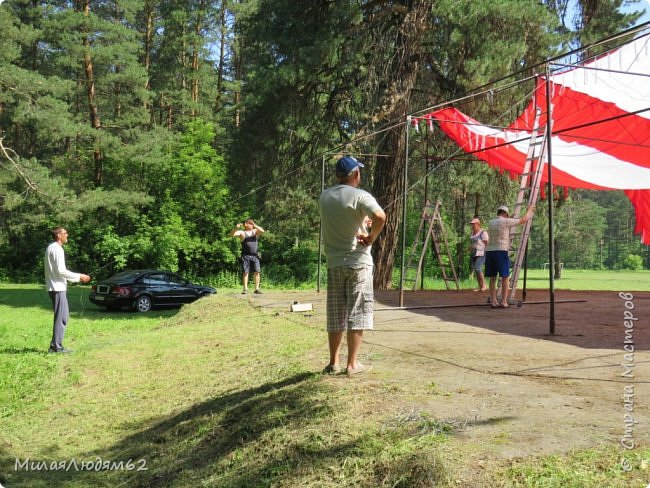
[403,200,460,291]
[504,107,548,305]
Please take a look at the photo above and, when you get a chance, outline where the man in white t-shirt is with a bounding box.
[485,205,534,308]
[319,156,386,377]
[45,227,90,353]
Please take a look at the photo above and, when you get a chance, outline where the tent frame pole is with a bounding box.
[317,154,325,293]
[399,117,410,308]
[545,66,556,335]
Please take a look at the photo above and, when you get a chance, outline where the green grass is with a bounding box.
[507,269,650,291]
[0,285,451,487]
[0,282,648,487]
[498,446,650,487]
[0,285,177,419]
[416,269,650,291]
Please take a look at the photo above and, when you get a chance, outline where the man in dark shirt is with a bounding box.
[230,218,265,294]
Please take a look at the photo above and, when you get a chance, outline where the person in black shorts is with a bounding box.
[231,218,265,294]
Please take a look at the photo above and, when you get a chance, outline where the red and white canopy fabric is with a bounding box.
[418,33,650,244]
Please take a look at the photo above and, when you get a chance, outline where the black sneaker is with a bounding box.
[254,289,262,294]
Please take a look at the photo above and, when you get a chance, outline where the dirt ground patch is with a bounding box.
[253,288,649,473]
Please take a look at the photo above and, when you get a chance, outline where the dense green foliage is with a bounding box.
[0,0,647,285]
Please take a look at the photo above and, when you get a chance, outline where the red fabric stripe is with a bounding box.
[428,107,650,244]
[429,107,610,189]
[529,79,650,169]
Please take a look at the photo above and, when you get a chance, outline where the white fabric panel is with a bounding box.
[463,124,650,189]
[546,138,650,189]
[552,35,650,118]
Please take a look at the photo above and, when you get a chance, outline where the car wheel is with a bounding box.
[134,295,152,312]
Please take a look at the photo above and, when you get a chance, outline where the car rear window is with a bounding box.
[143,273,167,285]
[110,271,145,281]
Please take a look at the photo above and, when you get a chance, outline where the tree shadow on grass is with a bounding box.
[0,372,452,488]
[0,287,179,322]
[0,373,456,488]
[0,287,53,310]
[0,347,45,354]
[1,373,321,487]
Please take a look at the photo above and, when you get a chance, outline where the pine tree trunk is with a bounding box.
[143,1,153,114]
[233,23,243,129]
[78,0,103,186]
[215,1,227,112]
[372,130,406,289]
[191,0,206,115]
[370,0,429,290]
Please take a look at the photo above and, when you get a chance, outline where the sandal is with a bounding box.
[346,363,372,377]
[322,364,341,375]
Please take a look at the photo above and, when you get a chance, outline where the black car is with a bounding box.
[89,270,216,312]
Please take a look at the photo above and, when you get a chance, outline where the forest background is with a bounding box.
[1,0,649,290]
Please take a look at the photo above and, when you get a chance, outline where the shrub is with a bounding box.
[622,254,643,270]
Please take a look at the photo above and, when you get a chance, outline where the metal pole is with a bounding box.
[424,133,430,207]
[522,240,529,303]
[399,117,410,308]
[545,67,556,335]
[421,131,429,290]
[317,154,325,293]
